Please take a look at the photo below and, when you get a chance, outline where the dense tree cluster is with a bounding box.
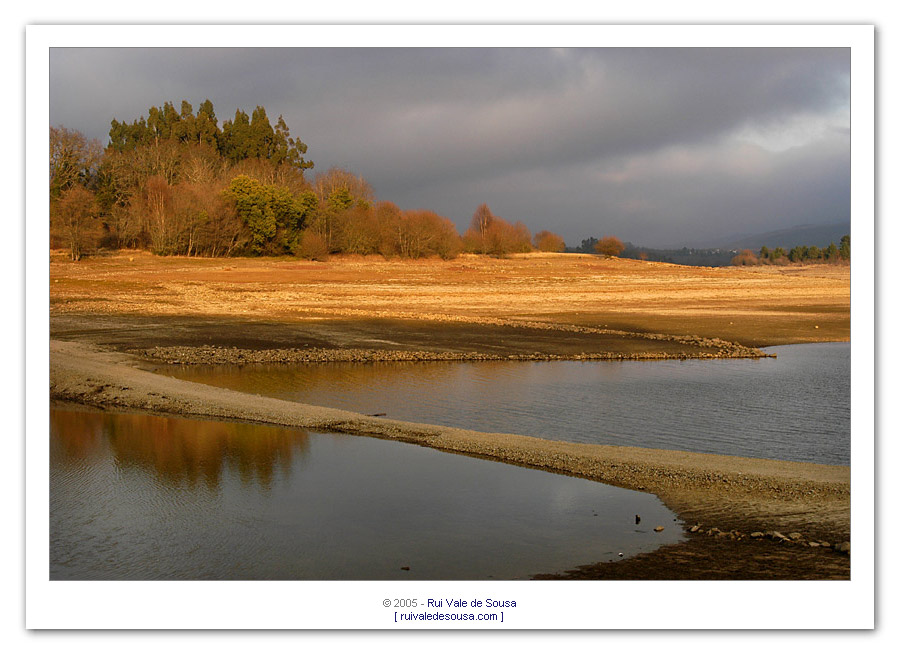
[461,204,534,256]
[50,101,565,261]
[108,101,312,171]
[734,235,850,266]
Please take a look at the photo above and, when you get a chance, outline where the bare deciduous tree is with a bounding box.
[50,126,102,199]
[51,186,100,261]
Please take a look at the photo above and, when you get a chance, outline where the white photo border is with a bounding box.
[26,24,875,630]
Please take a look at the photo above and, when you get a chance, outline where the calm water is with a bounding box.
[159,342,850,465]
[50,408,684,580]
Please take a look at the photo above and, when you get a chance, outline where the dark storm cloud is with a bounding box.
[49,47,850,245]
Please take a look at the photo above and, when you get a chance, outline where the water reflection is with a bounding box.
[50,408,685,580]
[50,408,309,490]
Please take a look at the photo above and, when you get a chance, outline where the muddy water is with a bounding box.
[159,343,850,465]
[50,408,685,580]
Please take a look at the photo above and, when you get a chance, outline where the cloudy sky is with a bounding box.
[49,47,850,247]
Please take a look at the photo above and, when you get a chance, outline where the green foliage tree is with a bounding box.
[220,109,252,162]
[249,106,276,160]
[146,102,180,142]
[195,99,221,148]
[108,116,152,152]
[327,187,355,211]
[172,101,196,144]
[111,100,311,174]
[752,240,847,266]
[224,175,277,251]
[273,115,313,170]
[839,234,850,260]
[224,175,314,253]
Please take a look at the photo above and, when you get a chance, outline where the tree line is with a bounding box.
[731,235,850,266]
[570,236,626,257]
[49,100,566,261]
[570,234,851,268]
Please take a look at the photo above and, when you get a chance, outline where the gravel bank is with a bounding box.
[138,343,772,365]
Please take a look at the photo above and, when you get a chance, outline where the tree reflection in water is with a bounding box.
[50,408,309,490]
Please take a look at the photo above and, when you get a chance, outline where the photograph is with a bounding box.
[27,24,875,631]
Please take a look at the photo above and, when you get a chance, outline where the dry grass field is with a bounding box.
[49,250,850,354]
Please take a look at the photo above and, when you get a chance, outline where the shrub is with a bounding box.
[594,236,625,257]
[731,249,759,266]
[533,230,566,252]
[293,230,329,261]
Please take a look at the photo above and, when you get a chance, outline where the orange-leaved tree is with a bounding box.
[593,235,625,257]
[533,230,566,252]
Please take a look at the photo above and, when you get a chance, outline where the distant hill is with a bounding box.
[718,222,850,251]
[569,221,851,267]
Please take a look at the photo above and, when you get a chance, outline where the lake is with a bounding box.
[50,408,685,580]
[158,342,850,465]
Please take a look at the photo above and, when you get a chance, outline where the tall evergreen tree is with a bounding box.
[839,234,850,260]
[108,100,310,172]
[220,109,252,162]
[195,99,220,148]
[273,115,313,170]
[249,106,275,160]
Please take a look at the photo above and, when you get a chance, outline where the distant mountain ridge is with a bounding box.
[717,222,850,251]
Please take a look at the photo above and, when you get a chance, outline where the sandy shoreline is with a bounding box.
[49,339,850,579]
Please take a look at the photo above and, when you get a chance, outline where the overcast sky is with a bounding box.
[49,47,850,247]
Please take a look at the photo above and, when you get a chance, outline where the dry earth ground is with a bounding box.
[50,251,850,354]
[48,251,852,579]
